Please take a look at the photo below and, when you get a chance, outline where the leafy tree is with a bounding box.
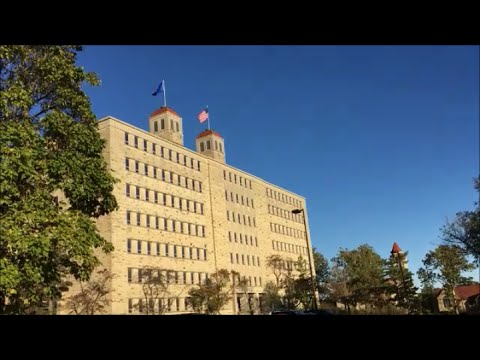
[0,46,118,314]
[384,252,417,313]
[332,244,386,308]
[261,281,283,313]
[441,177,480,262]
[236,276,257,315]
[327,262,353,311]
[312,248,330,300]
[188,269,235,314]
[64,269,113,315]
[417,245,475,314]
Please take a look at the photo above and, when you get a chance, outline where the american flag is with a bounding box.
[197,107,208,123]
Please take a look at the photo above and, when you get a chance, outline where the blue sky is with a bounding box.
[78,46,479,283]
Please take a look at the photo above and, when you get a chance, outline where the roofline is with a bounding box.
[97,116,306,200]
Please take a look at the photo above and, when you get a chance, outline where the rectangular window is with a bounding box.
[135,161,139,173]
[255,237,258,247]
[229,173,232,182]
[230,253,233,263]
[144,164,148,176]
[219,143,223,153]
[127,239,131,253]
[227,211,230,221]
[236,254,239,263]
[183,156,187,166]
[199,182,202,192]
[154,121,158,132]
[200,204,204,215]
[176,122,179,132]
[170,119,174,131]
[126,211,131,224]
[197,248,201,260]
[145,189,149,202]
[135,187,140,200]
[232,212,236,223]
[228,231,232,242]
[171,195,175,208]
[176,153,180,163]
[189,247,193,259]
[169,149,173,160]
[247,255,250,265]
[234,233,237,242]
[243,215,246,224]
[225,190,228,200]
[147,241,151,255]
[128,268,132,282]
[124,132,129,145]
[240,177,243,186]
[153,167,157,178]
[206,140,211,150]
[125,158,130,170]
[191,158,194,169]
[242,255,245,265]
[136,213,141,226]
[126,184,130,197]
[165,244,169,257]
[257,257,260,267]
[146,215,150,228]
[240,233,243,244]
[137,240,142,254]
[156,243,160,255]
[143,140,147,151]
[134,136,138,148]
[204,249,207,260]
[253,218,256,227]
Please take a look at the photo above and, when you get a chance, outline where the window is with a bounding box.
[236,254,239,264]
[126,211,131,224]
[163,218,168,231]
[125,158,130,170]
[161,118,165,129]
[236,194,239,203]
[232,212,235,223]
[230,192,234,201]
[243,215,246,224]
[215,141,218,150]
[128,268,132,282]
[204,249,207,260]
[247,255,250,265]
[253,218,256,227]
[234,233,237,242]
[154,121,158,132]
[200,204,204,215]
[124,132,129,144]
[173,245,177,258]
[135,161,139,173]
[242,255,245,265]
[126,184,130,197]
[145,189,149,202]
[147,241,151,255]
[169,149,172,160]
[137,240,141,254]
[229,173,232,182]
[257,257,260,266]
[228,231,232,242]
[143,140,147,151]
[191,158,194,169]
[176,122,179,132]
[197,161,201,171]
[197,248,201,260]
[134,136,138,148]
[161,146,164,157]
[219,143,223,153]
[206,140,211,150]
[251,199,254,208]
[155,217,159,229]
[189,247,193,259]
[241,196,244,205]
[165,244,169,257]
[234,174,237,183]
[162,170,166,182]
[146,215,150,228]
[443,298,452,308]
[225,190,228,200]
[127,239,131,253]
[227,211,230,221]
[240,177,243,186]
[176,153,179,163]
[153,167,157,178]
[136,213,141,226]
[200,142,205,152]
[223,170,226,179]
[230,253,233,263]
[239,234,243,244]
[170,119,174,130]
[255,237,258,247]
[135,187,140,200]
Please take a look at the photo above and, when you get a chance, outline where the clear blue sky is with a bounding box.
[78,46,479,283]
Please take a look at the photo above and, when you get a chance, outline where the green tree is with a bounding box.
[384,252,418,313]
[266,254,287,287]
[0,45,118,314]
[417,245,475,314]
[312,247,330,300]
[187,269,236,314]
[442,177,480,263]
[332,244,386,309]
[261,281,283,313]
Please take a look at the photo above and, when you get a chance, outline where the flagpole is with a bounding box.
[207,105,210,130]
[163,79,167,107]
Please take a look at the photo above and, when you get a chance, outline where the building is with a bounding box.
[435,284,480,314]
[58,106,314,314]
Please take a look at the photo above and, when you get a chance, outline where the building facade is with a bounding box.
[59,106,314,315]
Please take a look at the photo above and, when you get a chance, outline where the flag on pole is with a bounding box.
[152,80,165,96]
[197,106,209,123]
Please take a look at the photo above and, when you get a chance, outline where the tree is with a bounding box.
[384,252,418,313]
[261,281,282,313]
[417,245,475,314]
[237,276,257,315]
[266,254,287,287]
[64,269,113,315]
[327,262,353,311]
[187,269,235,314]
[332,244,386,309]
[442,177,480,263]
[0,46,118,314]
[312,248,330,300]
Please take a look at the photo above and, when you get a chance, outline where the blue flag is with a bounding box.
[152,80,165,96]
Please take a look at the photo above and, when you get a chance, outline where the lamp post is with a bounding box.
[292,208,318,311]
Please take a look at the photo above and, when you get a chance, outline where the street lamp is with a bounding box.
[292,208,318,311]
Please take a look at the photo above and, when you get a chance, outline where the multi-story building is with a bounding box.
[59,106,314,314]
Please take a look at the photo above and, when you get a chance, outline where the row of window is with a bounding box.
[128,268,208,285]
[125,132,201,171]
[199,139,223,153]
[270,222,305,239]
[226,211,256,227]
[236,275,263,287]
[125,158,203,193]
[266,188,301,208]
[224,190,255,208]
[230,253,261,267]
[128,297,190,314]
[268,204,302,223]
[272,240,308,256]
[223,170,253,189]
[228,231,258,247]
[126,211,206,237]
[152,117,180,133]
[127,239,207,260]
[126,184,204,215]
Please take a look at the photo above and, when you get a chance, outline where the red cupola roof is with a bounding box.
[196,129,222,139]
[150,106,179,117]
